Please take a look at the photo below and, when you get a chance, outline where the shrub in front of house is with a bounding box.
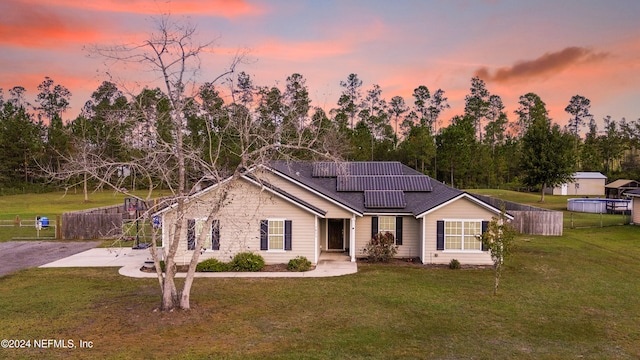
[363,232,398,262]
[196,258,230,272]
[287,256,312,272]
[230,252,265,272]
[449,259,461,270]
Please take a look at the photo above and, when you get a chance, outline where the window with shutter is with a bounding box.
[260,219,292,251]
[372,216,401,245]
[188,218,219,251]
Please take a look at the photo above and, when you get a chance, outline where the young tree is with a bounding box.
[480,209,515,295]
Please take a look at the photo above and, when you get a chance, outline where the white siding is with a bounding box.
[163,178,317,265]
[422,197,497,266]
[257,170,356,218]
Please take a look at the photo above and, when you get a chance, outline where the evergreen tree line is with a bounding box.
[1,73,639,194]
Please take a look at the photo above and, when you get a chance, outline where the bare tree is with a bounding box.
[62,16,339,311]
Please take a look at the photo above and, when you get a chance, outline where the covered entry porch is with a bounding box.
[318,215,357,262]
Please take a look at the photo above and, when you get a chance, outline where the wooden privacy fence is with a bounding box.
[62,204,124,240]
[472,194,563,236]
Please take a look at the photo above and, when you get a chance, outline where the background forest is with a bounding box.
[1,73,638,195]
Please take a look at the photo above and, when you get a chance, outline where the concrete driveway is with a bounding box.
[0,241,101,277]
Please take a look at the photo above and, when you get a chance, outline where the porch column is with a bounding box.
[314,215,319,264]
[350,214,356,262]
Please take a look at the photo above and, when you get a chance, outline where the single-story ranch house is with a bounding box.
[157,161,513,266]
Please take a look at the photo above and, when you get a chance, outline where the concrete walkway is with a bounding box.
[40,248,357,278]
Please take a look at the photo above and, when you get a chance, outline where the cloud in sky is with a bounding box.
[474,47,610,83]
[0,1,104,48]
[1,0,640,129]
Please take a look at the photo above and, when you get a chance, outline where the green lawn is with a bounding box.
[1,227,639,358]
[1,190,639,359]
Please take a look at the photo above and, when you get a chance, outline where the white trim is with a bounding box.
[264,164,364,217]
[241,175,327,218]
[415,193,514,220]
[443,250,484,254]
[420,217,425,263]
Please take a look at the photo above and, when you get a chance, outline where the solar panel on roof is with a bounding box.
[337,175,432,192]
[364,190,406,208]
[312,162,403,177]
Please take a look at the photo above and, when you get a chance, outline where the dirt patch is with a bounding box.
[0,240,101,277]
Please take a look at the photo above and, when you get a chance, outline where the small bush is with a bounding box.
[287,256,312,272]
[196,258,230,272]
[363,232,398,263]
[449,259,461,270]
[230,252,265,272]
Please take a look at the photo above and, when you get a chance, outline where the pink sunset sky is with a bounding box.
[1,0,639,132]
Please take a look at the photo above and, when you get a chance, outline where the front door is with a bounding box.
[328,219,344,250]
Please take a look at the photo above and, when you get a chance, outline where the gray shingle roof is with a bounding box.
[268,161,464,216]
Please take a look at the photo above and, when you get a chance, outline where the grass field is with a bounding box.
[0,190,639,359]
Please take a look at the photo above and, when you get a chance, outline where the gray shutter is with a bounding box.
[481,220,489,251]
[371,216,379,238]
[284,220,292,251]
[395,217,403,245]
[212,220,220,250]
[260,220,268,250]
[187,219,196,251]
[436,220,445,250]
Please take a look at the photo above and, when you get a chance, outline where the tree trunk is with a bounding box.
[83,172,89,203]
[493,263,500,295]
[161,265,179,311]
[450,164,454,187]
[540,182,546,202]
